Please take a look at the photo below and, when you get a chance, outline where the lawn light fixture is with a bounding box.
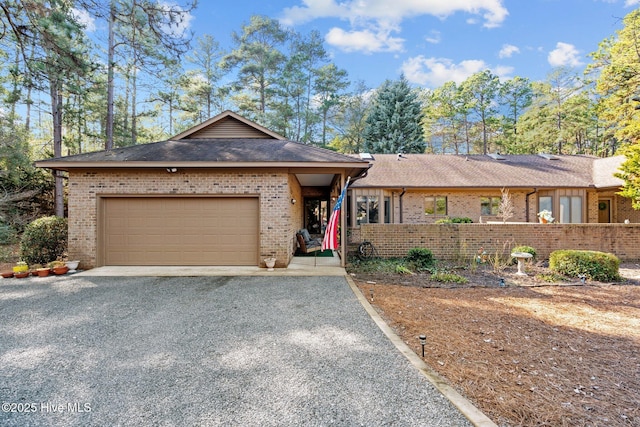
[369,288,374,301]
[500,278,505,287]
[579,274,586,284]
[419,335,427,357]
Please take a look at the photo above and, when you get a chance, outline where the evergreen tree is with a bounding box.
[362,76,424,153]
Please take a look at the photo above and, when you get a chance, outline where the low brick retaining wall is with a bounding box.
[359,223,640,261]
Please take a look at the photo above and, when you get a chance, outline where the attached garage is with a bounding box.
[99,197,259,266]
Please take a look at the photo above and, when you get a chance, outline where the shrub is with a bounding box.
[0,222,18,244]
[549,250,620,282]
[395,264,413,275]
[406,247,434,270]
[435,217,473,224]
[20,216,68,265]
[430,272,468,284]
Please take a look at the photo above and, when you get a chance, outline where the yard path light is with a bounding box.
[419,335,427,358]
[369,288,374,302]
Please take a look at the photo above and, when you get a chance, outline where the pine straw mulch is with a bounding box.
[351,262,640,427]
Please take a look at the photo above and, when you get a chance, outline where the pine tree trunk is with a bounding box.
[50,79,64,217]
[106,1,115,150]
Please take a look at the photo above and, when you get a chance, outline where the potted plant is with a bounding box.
[264,257,276,271]
[12,261,28,274]
[537,210,554,224]
[65,260,80,272]
[34,264,51,277]
[49,261,69,275]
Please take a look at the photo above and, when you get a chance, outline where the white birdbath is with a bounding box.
[511,252,533,276]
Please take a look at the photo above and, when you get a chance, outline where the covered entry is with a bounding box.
[99,196,259,266]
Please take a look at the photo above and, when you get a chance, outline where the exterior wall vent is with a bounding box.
[538,153,559,160]
[487,153,506,160]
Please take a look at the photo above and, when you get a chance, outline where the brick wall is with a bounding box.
[359,223,640,261]
[68,169,296,268]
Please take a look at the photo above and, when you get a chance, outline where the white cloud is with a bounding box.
[71,8,96,32]
[425,30,441,44]
[281,0,508,53]
[159,2,193,38]
[548,42,583,67]
[401,56,513,87]
[498,44,519,58]
[625,0,640,5]
[325,27,404,53]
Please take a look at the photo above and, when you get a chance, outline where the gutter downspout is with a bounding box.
[399,187,406,223]
[525,188,538,222]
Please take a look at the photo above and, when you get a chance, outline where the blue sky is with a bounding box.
[188,0,639,89]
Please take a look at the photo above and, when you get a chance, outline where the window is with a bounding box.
[384,196,391,223]
[559,196,582,223]
[356,196,379,224]
[425,196,447,216]
[480,197,500,215]
[538,196,552,214]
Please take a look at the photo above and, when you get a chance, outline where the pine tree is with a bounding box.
[362,76,424,153]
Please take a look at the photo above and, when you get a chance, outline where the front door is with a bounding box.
[598,199,611,223]
[304,198,328,236]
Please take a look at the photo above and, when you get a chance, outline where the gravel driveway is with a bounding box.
[0,275,471,426]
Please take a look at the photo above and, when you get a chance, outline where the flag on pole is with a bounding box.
[322,177,350,251]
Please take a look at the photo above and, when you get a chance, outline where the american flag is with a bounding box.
[322,177,350,251]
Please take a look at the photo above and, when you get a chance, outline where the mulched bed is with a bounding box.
[351,262,640,427]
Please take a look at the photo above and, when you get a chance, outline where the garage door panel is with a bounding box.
[102,197,259,266]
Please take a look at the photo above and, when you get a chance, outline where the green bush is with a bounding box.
[20,216,68,265]
[430,271,468,284]
[549,250,620,282]
[406,247,434,270]
[435,217,473,224]
[0,222,18,244]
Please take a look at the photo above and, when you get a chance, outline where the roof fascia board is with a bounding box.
[35,161,370,171]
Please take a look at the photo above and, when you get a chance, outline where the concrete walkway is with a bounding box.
[77,255,346,277]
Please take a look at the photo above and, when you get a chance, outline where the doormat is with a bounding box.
[296,249,334,257]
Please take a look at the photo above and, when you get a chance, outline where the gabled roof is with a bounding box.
[172,110,286,140]
[350,154,625,189]
[35,111,369,175]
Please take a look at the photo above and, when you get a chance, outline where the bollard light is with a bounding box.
[419,334,427,357]
[500,278,505,287]
[370,289,374,301]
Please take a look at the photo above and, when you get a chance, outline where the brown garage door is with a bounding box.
[101,197,259,266]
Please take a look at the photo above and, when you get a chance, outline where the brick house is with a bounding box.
[346,152,638,242]
[36,111,369,269]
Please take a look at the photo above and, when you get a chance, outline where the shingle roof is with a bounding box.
[37,138,368,165]
[351,154,624,189]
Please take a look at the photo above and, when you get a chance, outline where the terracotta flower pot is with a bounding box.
[36,268,51,277]
[52,266,69,275]
[1,271,14,279]
[14,272,30,279]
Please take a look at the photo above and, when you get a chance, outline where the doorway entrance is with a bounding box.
[304,198,328,236]
[598,199,611,223]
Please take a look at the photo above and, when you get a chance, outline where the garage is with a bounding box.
[99,197,259,266]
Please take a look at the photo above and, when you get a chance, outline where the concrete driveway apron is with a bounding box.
[1,275,477,426]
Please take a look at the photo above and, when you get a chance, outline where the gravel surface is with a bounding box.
[0,275,471,426]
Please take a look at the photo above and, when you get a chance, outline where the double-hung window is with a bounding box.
[480,197,500,216]
[356,196,379,224]
[425,196,447,216]
[559,196,582,223]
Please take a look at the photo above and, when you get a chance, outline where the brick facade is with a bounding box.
[359,223,640,261]
[69,169,301,268]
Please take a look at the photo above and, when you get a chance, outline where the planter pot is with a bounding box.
[52,266,69,275]
[65,260,80,272]
[35,268,51,277]
[1,271,14,279]
[14,272,30,279]
[264,258,276,271]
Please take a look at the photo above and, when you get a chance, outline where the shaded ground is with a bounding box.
[351,261,640,426]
